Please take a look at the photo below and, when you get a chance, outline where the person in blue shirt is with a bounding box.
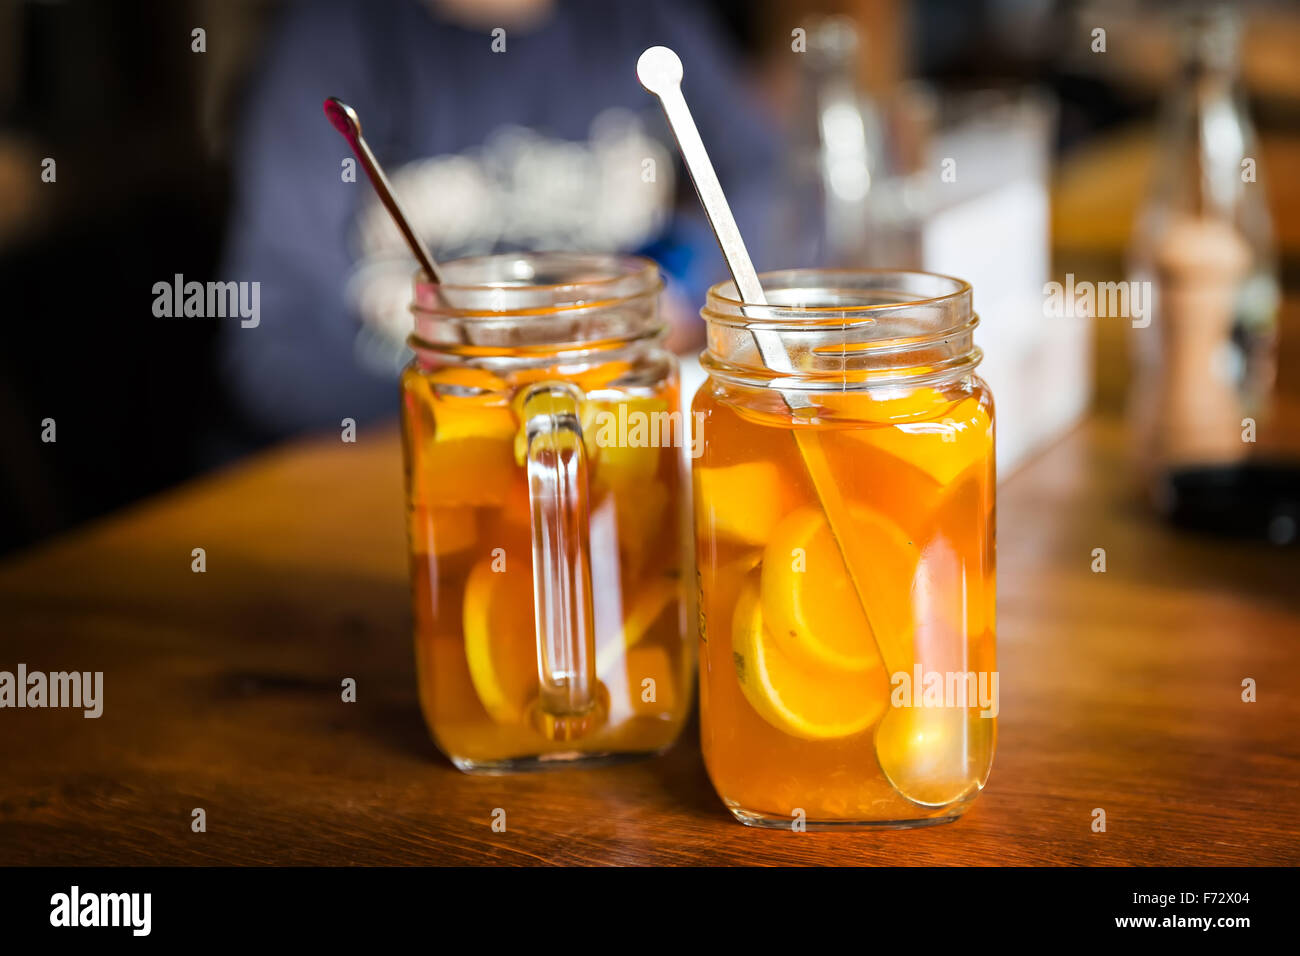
[220,0,782,439]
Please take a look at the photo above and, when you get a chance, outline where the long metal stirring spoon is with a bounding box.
[323,97,443,283]
[635,49,806,400]
[638,47,972,810]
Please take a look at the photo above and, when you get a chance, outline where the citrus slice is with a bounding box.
[732,573,887,740]
[409,381,517,507]
[462,556,537,725]
[694,461,790,546]
[814,385,955,425]
[573,359,633,392]
[760,505,916,672]
[584,395,672,487]
[850,395,992,487]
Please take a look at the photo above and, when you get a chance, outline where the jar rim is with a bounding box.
[413,251,660,299]
[699,267,980,391]
[408,251,665,360]
[703,267,972,322]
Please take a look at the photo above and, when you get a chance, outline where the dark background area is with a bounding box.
[0,0,1294,556]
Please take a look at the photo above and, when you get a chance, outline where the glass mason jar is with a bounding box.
[401,253,691,772]
[693,269,996,827]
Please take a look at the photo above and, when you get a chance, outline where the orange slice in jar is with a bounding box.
[732,573,888,740]
[694,461,791,547]
[573,359,634,393]
[813,385,956,425]
[849,393,993,487]
[584,394,672,489]
[462,556,537,725]
[760,505,918,674]
[422,408,517,506]
[408,369,518,507]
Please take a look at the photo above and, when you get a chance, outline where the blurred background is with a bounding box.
[1,0,1298,556]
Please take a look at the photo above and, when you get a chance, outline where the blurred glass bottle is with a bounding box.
[1128,5,1286,536]
[783,16,885,267]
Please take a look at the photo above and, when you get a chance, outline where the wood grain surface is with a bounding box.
[0,416,1297,866]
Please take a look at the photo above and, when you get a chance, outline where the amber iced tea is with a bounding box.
[693,270,996,826]
[401,254,690,771]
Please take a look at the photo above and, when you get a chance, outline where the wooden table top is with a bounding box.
[1,415,1297,866]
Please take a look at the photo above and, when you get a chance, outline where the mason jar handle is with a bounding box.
[520,382,602,739]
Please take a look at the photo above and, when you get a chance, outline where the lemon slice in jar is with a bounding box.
[462,557,537,725]
[732,573,887,740]
[465,558,678,725]
[759,505,918,674]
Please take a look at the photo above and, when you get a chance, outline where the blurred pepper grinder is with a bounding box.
[1128,4,1295,544]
